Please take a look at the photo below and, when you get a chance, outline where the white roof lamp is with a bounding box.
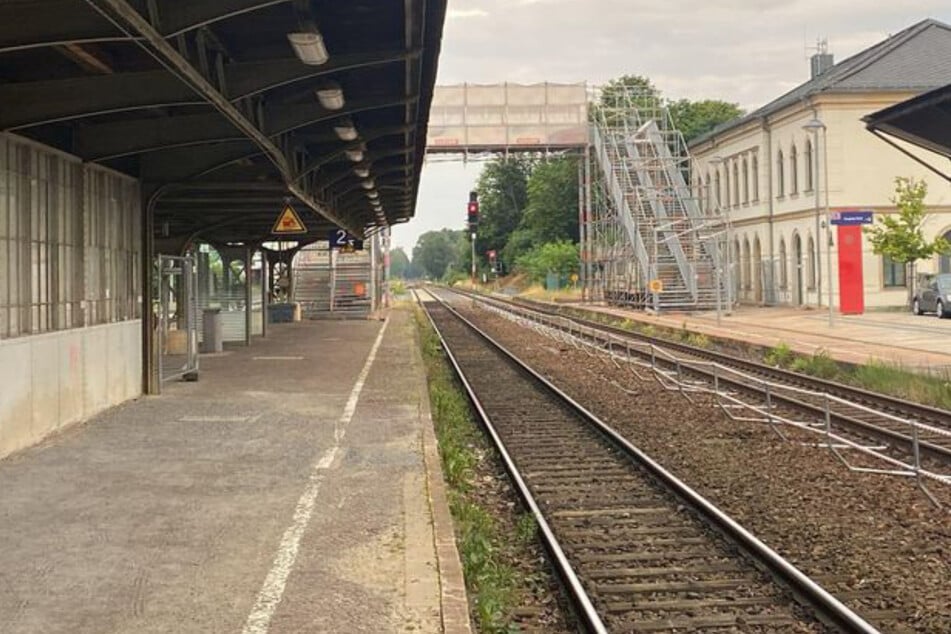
[367,189,380,199]
[316,81,345,110]
[287,28,329,66]
[361,179,376,190]
[333,118,358,141]
[353,165,371,178]
[345,145,365,162]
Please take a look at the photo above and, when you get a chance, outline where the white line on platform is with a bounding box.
[240,317,389,634]
[253,356,305,361]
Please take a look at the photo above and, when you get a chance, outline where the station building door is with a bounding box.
[837,226,865,314]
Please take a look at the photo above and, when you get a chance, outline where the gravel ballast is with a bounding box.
[455,302,951,633]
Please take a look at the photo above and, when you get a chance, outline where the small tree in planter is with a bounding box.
[866,177,950,304]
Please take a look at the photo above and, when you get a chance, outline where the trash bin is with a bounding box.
[202,308,223,353]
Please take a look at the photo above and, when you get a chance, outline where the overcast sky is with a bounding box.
[391,1,951,253]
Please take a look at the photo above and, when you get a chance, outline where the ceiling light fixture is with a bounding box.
[316,82,345,110]
[287,31,329,66]
[345,148,364,162]
[333,119,358,141]
[353,166,370,178]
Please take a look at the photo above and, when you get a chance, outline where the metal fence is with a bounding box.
[472,294,950,507]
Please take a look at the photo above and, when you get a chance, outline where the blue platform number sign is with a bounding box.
[329,228,364,251]
[830,210,873,226]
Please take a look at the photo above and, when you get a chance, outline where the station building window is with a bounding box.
[807,236,816,289]
[804,139,814,192]
[732,162,740,207]
[789,144,799,195]
[742,158,749,204]
[778,239,788,289]
[776,150,785,198]
[940,230,951,273]
[752,155,759,201]
[724,167,730,208]
[883,256,907,287]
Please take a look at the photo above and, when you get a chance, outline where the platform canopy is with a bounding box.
[863,83,951,181]
[0,0,447,244]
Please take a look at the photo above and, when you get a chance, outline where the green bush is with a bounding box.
[514,241,579,283]
[790,349,840,380]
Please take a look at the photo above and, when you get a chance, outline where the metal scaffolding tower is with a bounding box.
[583,86,729,312]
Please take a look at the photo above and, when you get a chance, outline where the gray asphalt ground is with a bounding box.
[0,309,446,633]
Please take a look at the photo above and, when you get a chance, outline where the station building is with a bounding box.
[689,18,951,311]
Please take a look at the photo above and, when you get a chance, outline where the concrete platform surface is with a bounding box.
[576,303,951,373]
[0,308,470,633]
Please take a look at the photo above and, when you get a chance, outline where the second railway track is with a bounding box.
[455,289,951,464]
[419,290,878,633]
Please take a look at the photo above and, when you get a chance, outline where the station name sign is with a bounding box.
[328,228,364,251]
[830,210,873,226]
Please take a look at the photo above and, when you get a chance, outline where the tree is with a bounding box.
[667,99,743,143]
[866,177,950,301]
[520,157,579,246]
[412,229,465,280]
[474,157,532,257]
[389,247,412,279]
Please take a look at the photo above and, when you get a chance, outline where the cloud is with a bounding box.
[447,8,489,19]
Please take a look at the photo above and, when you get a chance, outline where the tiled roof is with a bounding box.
[690,19,951,147]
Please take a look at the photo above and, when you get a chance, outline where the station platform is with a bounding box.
[0,309,470,634]
[568,302,951,373]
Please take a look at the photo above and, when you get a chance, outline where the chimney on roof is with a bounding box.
[810,38,834,78]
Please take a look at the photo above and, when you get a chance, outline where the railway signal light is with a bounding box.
[467,190,479,228]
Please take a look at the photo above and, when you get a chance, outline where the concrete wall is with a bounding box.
[0,313,141,459]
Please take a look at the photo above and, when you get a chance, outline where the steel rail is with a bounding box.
[419,288,880,634]
[459,289,951,460]
[416,290,608,634]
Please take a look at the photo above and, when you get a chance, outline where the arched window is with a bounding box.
[704,173,711,212]
[742,158,749,204]
[940,230,951,273]
[752,155,759,201]
[715,171,721,207]
[790,144,799,194]
[804,139,814,191]
[807,236,816,289]
[743,238,752,291]
[724,165,731,208]
[777,150,785,197]
[779,238,788,289]
[732,161,740,207]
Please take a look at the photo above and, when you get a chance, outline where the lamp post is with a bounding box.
[802,118,834,327]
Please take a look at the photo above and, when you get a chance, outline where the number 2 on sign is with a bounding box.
[334,229,349,246]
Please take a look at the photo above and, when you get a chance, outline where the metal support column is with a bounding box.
[261,253,269,338]
[142,188,159,395]
[245,248,253,346]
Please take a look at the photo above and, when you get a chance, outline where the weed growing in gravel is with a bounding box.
[764,342,795,368]
[416,310,522,633]
[685,333,711,348]
[851,361,951,410]
[515,513,538,545]
[789,349,840,380]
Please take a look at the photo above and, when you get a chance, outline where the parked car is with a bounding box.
[912,273,951,318]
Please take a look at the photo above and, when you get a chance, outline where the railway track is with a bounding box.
[453,289,951,464]
[418,290,878,633]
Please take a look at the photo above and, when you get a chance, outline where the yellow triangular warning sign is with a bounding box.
[272,205,307,234]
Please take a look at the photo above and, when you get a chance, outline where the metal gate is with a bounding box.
[158,255,199,384]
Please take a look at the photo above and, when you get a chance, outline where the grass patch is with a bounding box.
[849,361,951,410]
[764,342,795,368]
[416,309,522,633]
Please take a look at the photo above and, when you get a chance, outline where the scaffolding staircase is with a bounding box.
[588,88,724,311]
